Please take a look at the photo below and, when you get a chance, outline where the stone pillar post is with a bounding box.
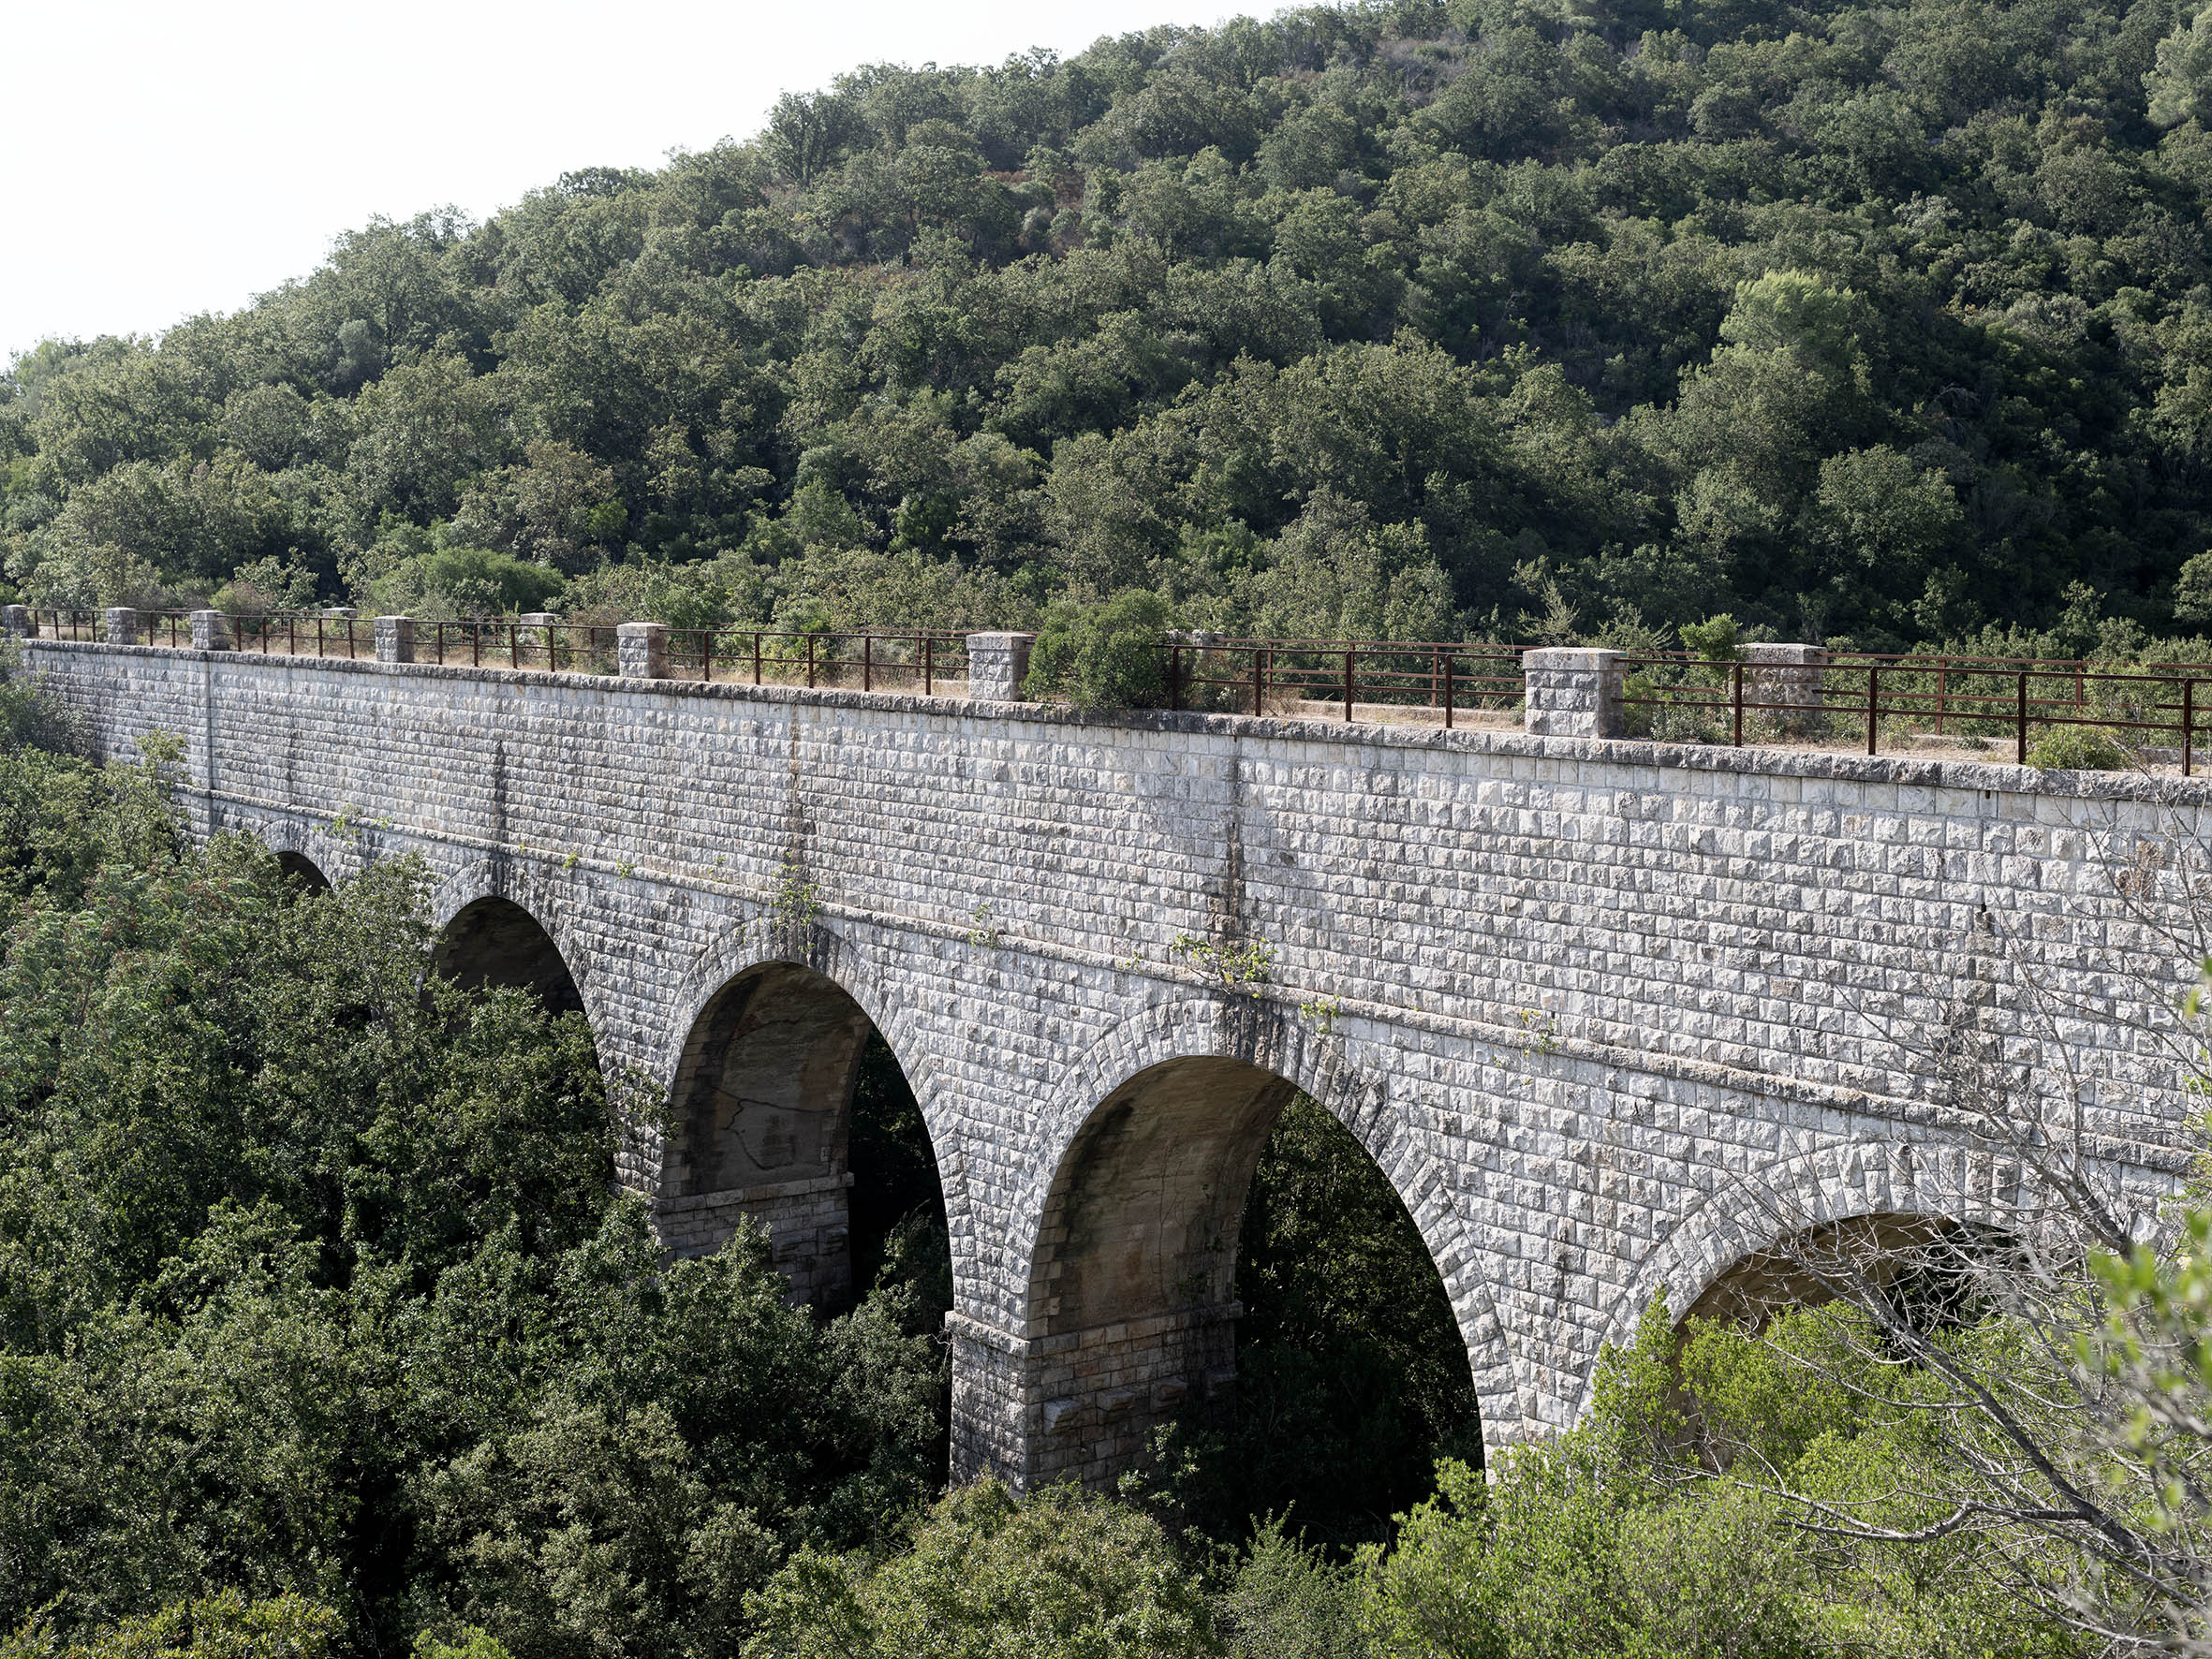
[618,621,669,679]
[1741,643,1828,736]
[1523,647,1624,738]
[517,610,560,628]
[2,606,32,639]
[375,616,416,665]
[189,609,231,651]
[966,631,1036,702]
[323,607,360,620]
[104,607,139,646]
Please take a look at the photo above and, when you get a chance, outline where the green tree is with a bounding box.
[1025,589,1174,710]
[742,1482,1221,1659]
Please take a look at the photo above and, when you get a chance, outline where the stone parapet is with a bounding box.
[190,610,231,651]
[1522,646,1623,737]
[2,606,30,639]
[104,607,139,646]
[966,632,1036,701]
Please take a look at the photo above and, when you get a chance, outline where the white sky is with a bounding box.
[2,0,1232,364]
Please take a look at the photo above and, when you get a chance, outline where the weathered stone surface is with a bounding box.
[190,610,231,652]
[966,632,1036,701]
[619,622,669,680]
[20,638,2199,1490]
[1523,647,1621,737]
[375,617,416,665]
[1742,642,1828,734]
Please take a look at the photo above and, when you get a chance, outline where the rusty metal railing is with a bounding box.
[661,628,973,692]
[30,609,2212,770]
[1619,653,2212,773]
[1162,636,1526,727]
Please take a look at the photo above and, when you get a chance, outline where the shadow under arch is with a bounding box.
[983,995,1517,1489]
[246,815,348,889]
[1016,1005,1486,1493]
[660,954,949,1314]
[1680,1210,1999,1333]
[433,895,586,1015]
[275,850,332,892]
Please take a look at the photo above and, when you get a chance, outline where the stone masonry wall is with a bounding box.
[24,639,2205,1486]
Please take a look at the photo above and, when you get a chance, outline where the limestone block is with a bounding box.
[190,610,231,651]
[1523,647,1623,738]
[375,617,416,665]
[2,606,31,639]
[966,631,1036,701]
[104,607,139,646]
[619,621,670,679]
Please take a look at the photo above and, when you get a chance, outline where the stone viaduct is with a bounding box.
[15,624,2202,1489]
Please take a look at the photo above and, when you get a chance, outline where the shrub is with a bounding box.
[742,1479,1220,1658]
[2,1593,337,1659]
[1025,591,1172,711]
[1223,1520,1366,1658]
[2025,724,2133,771]
[1677,613,1743,662]
[214,555,320,617]
[367,548,565,621]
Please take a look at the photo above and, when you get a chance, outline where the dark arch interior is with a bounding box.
[1033,1055,1297,1337]
[848,1031,951,1311]
[432,896,584,1015]
[1685,1211,1995,1335]
[671,963,872,1197]
[667,963,950,1337]
[1228,1096,1482,1539]
[275,850,331,892]
[1028,1057,1477,1543]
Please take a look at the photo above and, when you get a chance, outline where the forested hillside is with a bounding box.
[11,0,2212,653]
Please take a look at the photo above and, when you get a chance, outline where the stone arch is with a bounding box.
[428,859,602,1030]
[1580,1135,2028,1417]
[1001,993,1512,1486]
[659,922,955,1188]
[655,921,952,1308]
[248,812,355,888]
